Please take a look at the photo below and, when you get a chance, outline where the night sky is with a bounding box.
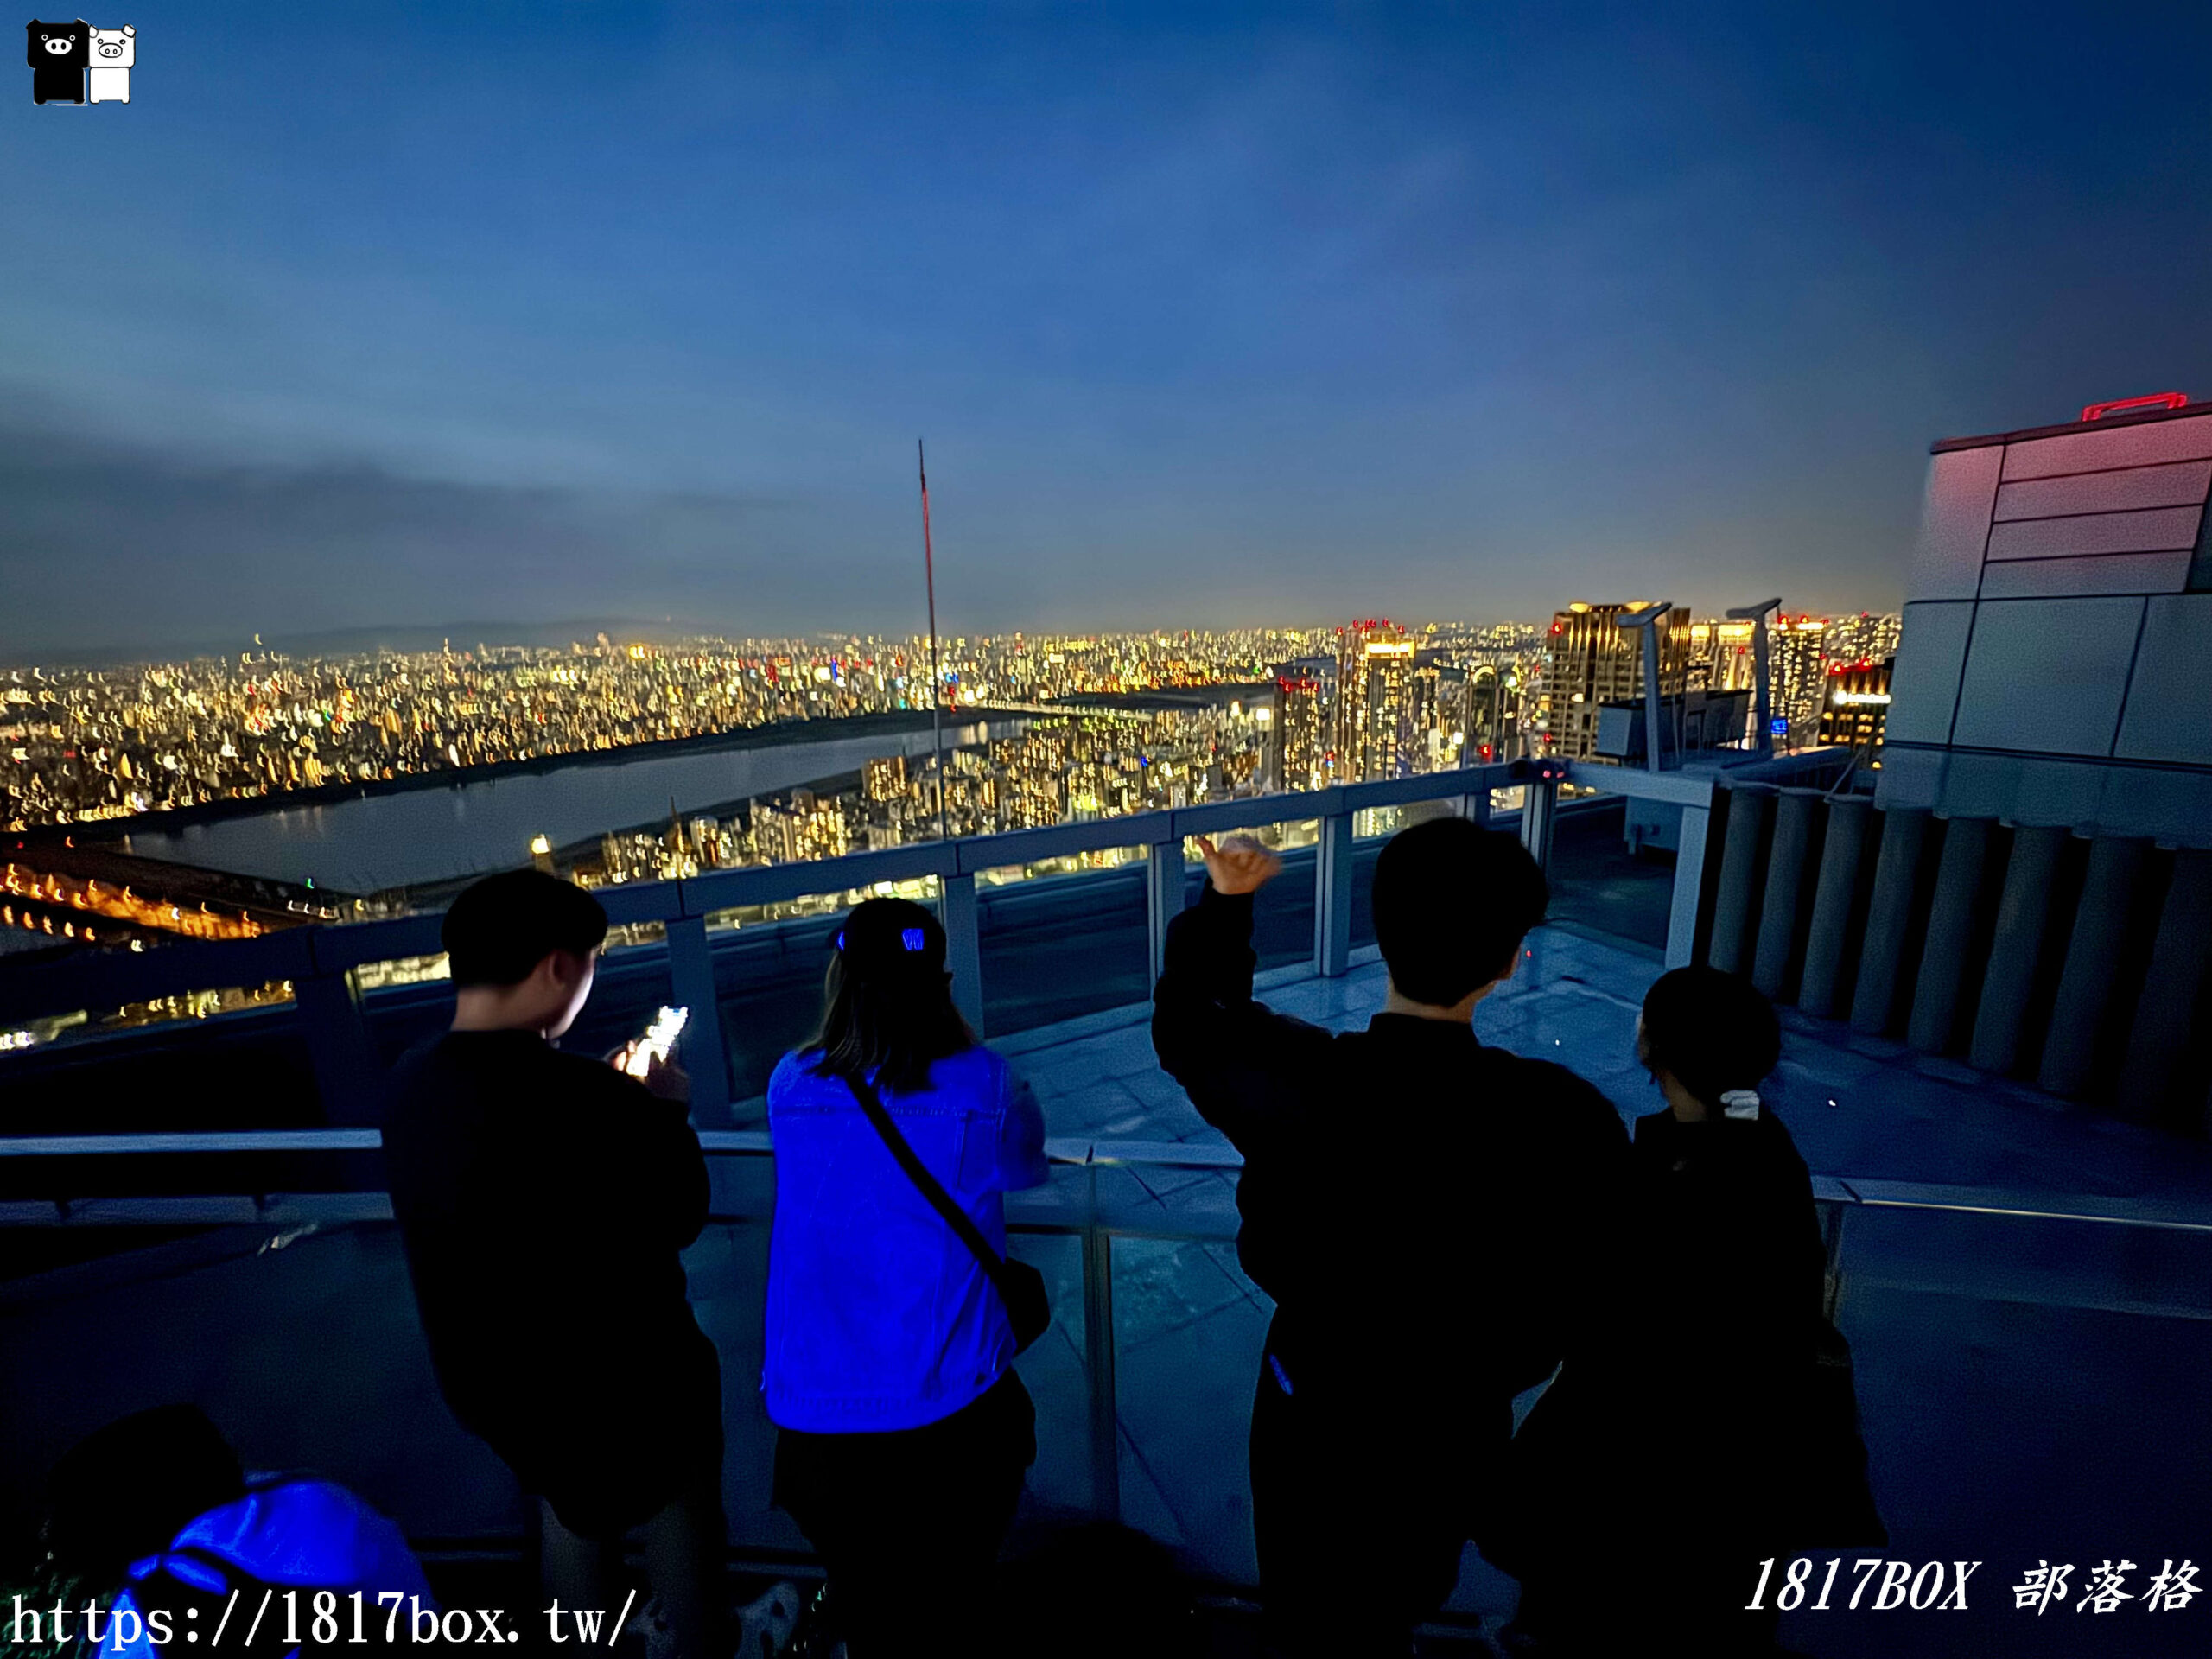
[5,2,2209,660]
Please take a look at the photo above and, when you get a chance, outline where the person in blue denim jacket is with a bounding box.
[764,898,1048,1656]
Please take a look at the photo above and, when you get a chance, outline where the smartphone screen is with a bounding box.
[624,1004,690,1077]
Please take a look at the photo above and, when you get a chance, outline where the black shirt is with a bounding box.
[1151,886,1631,1414]
[1616,1107,1826,1391]
[383,1029,712,1432]
[1488,1102,1838,1570]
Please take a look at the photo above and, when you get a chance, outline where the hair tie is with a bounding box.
[1719,1089,1761,1121]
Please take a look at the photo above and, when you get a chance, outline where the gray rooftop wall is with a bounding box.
[1880,405,2212,845]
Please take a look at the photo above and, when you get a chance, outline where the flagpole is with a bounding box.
[919,440,949,843]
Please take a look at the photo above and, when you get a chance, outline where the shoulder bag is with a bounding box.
[844,1071,1051,1354]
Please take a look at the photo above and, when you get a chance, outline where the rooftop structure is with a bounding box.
[1536,602,1691,761]
[1884,398,2212,843]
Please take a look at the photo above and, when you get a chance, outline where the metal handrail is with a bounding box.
[2,1130,2207,1234]
[3,1132,2202,1538]
[0,760,1546,1027]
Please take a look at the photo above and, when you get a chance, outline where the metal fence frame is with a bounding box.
[2,763,1554,1117]
[0,751,1871,1126]
[3,1131,2206,1530]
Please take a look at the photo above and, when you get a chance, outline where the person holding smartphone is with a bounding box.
[383,870,727,1659]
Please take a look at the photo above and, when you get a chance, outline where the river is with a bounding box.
[119,719,1013,893]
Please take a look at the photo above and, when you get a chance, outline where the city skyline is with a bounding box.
[7,4,2209,657]
[3,607,1897,842]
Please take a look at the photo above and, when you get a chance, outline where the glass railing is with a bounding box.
[0,764,1554,1130]
[1,1147,2204,1651]
[976,854,1151,1038]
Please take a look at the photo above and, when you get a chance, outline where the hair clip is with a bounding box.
[901,927,925,952]
[1719,1089,1761,1121]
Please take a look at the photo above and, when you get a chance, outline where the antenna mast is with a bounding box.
[919,440,950,843]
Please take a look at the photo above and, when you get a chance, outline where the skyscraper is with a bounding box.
[1688,618,1758,690]
[1274,668,1326,792]
[1818,657,1894,755]
[1332,620,1418,780]
[862,754,908,804]
[1771,613,1833,748]
[1535,602,1690,760]
[1463,664,1523,763]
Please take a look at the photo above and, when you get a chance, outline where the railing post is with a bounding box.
[662,915,732,1128]
[1518,770,1559,874]
[1316,810,1355,976]
[1821,1200,1848,1326]
[1146,836,1185,986]
[1081,1166,1121,1522]
[294,969,385,1129]
[1459,772,1492,828]
[1665,800,1711,970]
[941,870,986,1038]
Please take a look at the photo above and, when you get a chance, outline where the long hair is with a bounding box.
[806,898,974,1094]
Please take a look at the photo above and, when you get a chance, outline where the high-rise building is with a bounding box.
[1331,620,1418,780]
[1462,666,1523,763]
[1412,657,1465,772]
[862,754,907,804]
[753,789,851,865]
[1274,669,1326,792]
[1822,612,1904,675]
[1771,613,1834,748]
[1819,657,1894,754]
[1536,602,1691,760]
[1688,619,1758,690]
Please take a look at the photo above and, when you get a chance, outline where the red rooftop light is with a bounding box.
[2082,391,2188,422]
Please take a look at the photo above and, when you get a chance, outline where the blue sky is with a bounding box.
[5,2,2209,658]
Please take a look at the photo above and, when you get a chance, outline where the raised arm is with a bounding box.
[1150,836,1335,1155]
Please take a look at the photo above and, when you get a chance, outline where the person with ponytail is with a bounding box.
[1488,966,1880,1657]
[762,898,1048,1656]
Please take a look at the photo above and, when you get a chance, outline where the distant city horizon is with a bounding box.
[3,607,1899,855]
[1,602,1904,676]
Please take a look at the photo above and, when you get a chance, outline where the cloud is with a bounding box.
[0,395,868,660]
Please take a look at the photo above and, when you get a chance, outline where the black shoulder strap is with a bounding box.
[843,1071,1014,1286]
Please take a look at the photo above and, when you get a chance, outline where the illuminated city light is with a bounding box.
[3,614,1899,912]
[2080,391,2187,422]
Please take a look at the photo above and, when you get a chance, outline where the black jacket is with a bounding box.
[383,1029,714,1434]
[1490,1103,1856,1568]
[1151,885,1631,1415]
